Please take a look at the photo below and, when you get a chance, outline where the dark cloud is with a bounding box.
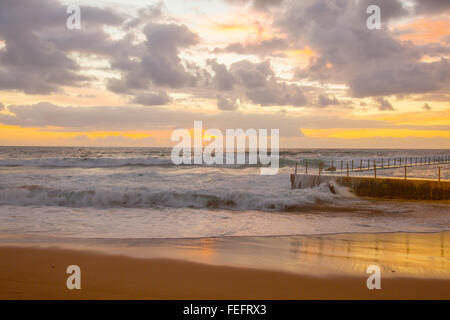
[1,0,447,112]
[214,37,291,56]
[0,1,202,101]
[2,102,448,137]
[41,29,133,57]
[0,102,4,111]
[279,0,450,98]
[359,0,408,21]
[413,0,450,14]
[217,96,238,111]
[67,134,157,147]
[107,22,200,94]
[229,60,273,89]
[0,102,305,136]
[208,60,236,91]
[373,97,395,111]
[226,0,284,11]
[0,0,124,94]
[125,2,165,28]
[141,22,200,88]
[414,93,450,102]
[246,81,307,106]
[0,0,204,99]
[230,60,307,106]
[131,91,172,106]
[422,103,432,111]
[317,94,339,107]
[209,59,307,107]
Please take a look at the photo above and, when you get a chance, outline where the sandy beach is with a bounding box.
[1,232,449,300]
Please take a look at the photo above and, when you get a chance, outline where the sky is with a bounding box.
[0,0,449,148]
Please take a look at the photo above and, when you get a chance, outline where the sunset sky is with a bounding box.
[0,0,449,148]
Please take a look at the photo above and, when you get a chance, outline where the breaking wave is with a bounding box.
[0,156,298,169]
[0,182,352,211]
[0,157,172,168]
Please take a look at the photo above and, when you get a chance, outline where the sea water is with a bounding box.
[0,147,448,240]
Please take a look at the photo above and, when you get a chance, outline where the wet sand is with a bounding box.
[0,232,449,299]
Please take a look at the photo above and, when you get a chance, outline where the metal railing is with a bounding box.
[294,155,449,181]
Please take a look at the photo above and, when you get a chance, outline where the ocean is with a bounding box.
[0,147,448,240]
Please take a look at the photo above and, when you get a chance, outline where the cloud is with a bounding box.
[373,97,395,111]
[422,103,432,111]
[413,0,450,14]
[246,81,307,106]
[67,134,157,147]
[4,102,448,138]
[0,0,447,119]
[107,22,201,94]
[0,102,305,136]
[287,136,450,149]
[225,0,284,11]
[0,102,4,111]
[415,93,450,102]
[229,60,273,89]
[0,0,205,99]
[279,0,450,98]
[217,96,239,111]
[317,94,339,107]
[210,59,307,107]
[131,91,172,106]
[214,37,291,56]
[0,0,124,94]
[209,60,236,91]
[125,2,165,28]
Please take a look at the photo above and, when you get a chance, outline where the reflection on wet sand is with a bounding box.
[3,232,448,279]
[156,232,450,278]
[281,232,449,278]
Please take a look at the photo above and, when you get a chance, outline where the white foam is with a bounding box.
[0,182,347,211]
[0,157,171,168]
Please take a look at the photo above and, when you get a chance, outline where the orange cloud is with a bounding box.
[214,23,254,33]
[303,128,450,139]
[0,125,172,146]
[397,18,450,44]
[373,109,450,126]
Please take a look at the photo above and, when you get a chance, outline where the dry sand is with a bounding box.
[0,242,449,299]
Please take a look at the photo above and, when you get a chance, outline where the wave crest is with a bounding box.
[0,183,351,211]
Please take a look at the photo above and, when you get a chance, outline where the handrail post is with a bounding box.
[318,163,322,179]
